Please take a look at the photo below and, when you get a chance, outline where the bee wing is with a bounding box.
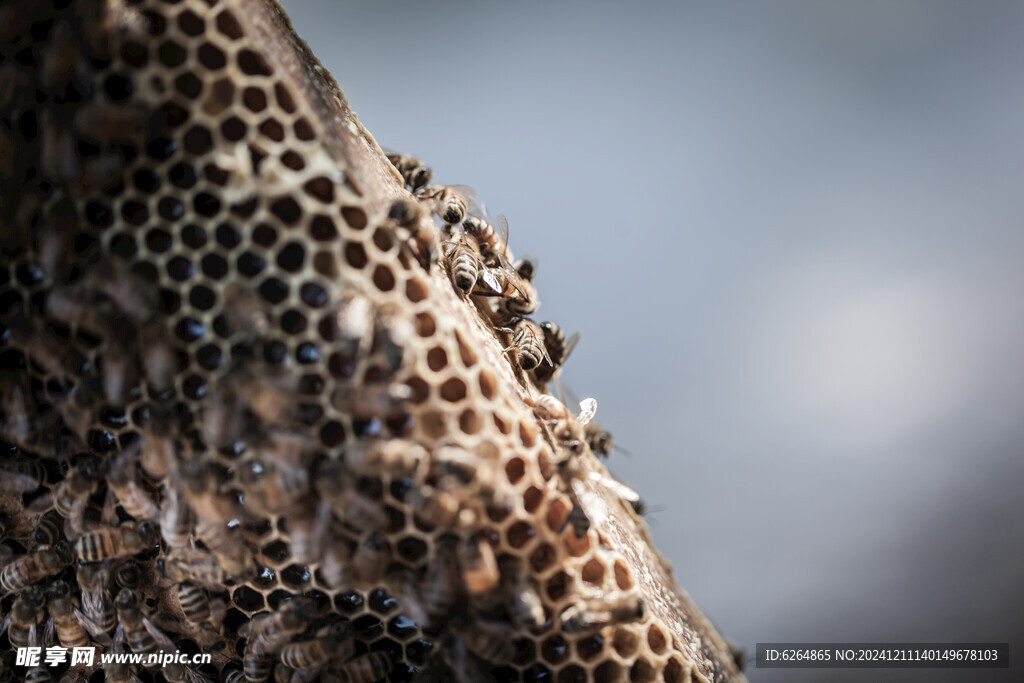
[495,213,510,255]
[142,614,178,652]
[570,479,608,528]
[0,471,41,494]
[449,184,478,205]
[563,332,581,364]
[25,488,56,514]
[74,605,113,646]
[42,617,55,648]
[588,471,640,503]
[576,398,598,425]
[477,269,503,294]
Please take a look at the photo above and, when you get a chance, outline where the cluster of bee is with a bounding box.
[388,153,641,528]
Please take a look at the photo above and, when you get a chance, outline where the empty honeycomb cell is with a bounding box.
[559,665,587,683]
[530,542,557,574]
[197,42,227,71]
[237,48,274,76]
[158,39,187,68]
[302,176,334,204]
[414,311,436,338]
[219,114,246,141]
[312,251,339,278]
[458,408,481,435]
[270,196,302,226]
[281,149,305,170]
[280,564,310,588]
[506,520,536,549]
[630,658,657,683]
[563,531,591,558]
[242,85,267,112]
[439,377,466,403]
[403,276,427,304]
[354,614,385,640]
[293,117,315,141]
[577,635,605,663]
[519,419,537,447]
[159,99,191,127]
[175,71,203,99]
[280,309,306,334]
[523,485,544,513]
[425,346,447,372]
[231,585,265,612]
[595,661,624,682]
[372,264,396,292]
[493,413,511,435]
[613,559,634,591]
[542,635,570,665]
[505,456,526,485]
[344,241,368,269]
[203,77,234,115]
[613,629,641,659]
[581,559,604,587]
[372,227,394,252]
[299,281,328,307]
[646,624,667,655]
[663,657,685,683]
[340,205,368,229]
[215,8,243,40]
[176,9,205,37]
[258,116,284,141]
[183,123,213,154]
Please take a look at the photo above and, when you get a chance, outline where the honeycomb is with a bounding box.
[0,1,745,681]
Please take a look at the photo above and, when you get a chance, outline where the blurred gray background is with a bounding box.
[287,2,1024,680]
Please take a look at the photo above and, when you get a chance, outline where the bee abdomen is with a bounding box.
[340,651,393,683]
[74,532,116,563]
[177,582,211,623]
[450,251,479,294]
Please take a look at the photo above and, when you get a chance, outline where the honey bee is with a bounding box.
[25,668,52,683]
[315,471,388,534]
[160,548,229,591]
[107,449,160,522]
[39,110,81,185]
[223,669,246,683]
[47,580,90,648]
[560,593,645,634]
[138,322,177,393]
[242,649,272,683]
[388,197,435,271]
[44,286,112,337]
[240,598,315,657]
[3,585,46,648]
[39,20,80,91]
[0,371,34,448]
[180,460,249,576]
[461,214,504,258]
[177,582,226,652]
[416,184,473,225]
[74,520,157,563]
[113,559,146,590]
[200,388,247,451]
[338,651,393,683]
[444,232,483,297]
[75,562,116,643]
[140,419,177,480]
[240,458,309,518]
[115,588,182,673]
[0,456,44,494]
[501,318,552,372]
[286,499,332,566]
[453,619,516,664]
[459,536,499,596]
[0,541,72,594]
[343,438,428,480]
[532,322,580,386]
[47,457,104,523]
[422,538,460,620]
[227,368,300,427]
[386,152,433,192]
[407,485,466,530]
[350,532,391,583]
[159,483,195,550]
[72,101,148,146]
[278,622,353,673]
[509,573,547,632]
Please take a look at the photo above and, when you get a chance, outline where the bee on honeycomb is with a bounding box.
[0,0,745,681]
